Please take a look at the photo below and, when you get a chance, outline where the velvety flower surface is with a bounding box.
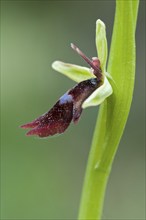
[21,77,102,137]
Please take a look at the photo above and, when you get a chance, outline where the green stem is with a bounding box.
[78,1,139,219]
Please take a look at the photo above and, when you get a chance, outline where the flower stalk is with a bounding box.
[78,1,139,219]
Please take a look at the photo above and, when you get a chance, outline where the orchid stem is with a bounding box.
[78,1,139,219]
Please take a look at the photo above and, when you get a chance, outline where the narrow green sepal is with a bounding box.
[82,76,113,108]
[52,61,95,83]
[96,19,108,73]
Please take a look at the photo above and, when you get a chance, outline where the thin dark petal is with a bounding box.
[71,43,102,79]
[21,78,102,138]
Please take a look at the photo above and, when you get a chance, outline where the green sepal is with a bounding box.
[96,19,108,73]
[52,61,95,83]
[82,76,113,108]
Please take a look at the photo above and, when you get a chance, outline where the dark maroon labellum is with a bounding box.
[20,44,103,138]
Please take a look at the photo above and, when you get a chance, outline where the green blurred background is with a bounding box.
[1,1,145,219]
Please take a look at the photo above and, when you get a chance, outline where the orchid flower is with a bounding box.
[21,19,113,138]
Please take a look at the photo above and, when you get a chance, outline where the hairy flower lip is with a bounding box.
[21,100,73,137]
[21,77,102,138]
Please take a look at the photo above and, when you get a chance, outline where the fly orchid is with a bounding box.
[21,20,113,138]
